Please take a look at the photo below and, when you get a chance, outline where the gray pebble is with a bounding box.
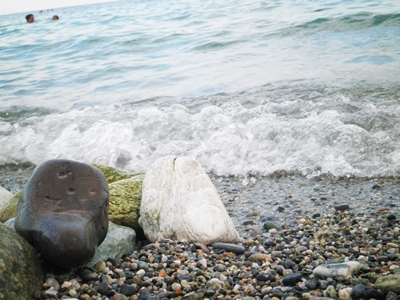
[211,243,245,254]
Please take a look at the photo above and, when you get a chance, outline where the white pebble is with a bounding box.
[68,289,77,297]
[171,283,181,291]
[357,255,367,262]
[62,281,72,288]
[338,287,353,300]
[313,261,361,280]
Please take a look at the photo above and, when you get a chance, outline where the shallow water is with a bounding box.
[1,0,400,177]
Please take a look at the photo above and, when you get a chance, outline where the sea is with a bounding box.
[1,0,400,178]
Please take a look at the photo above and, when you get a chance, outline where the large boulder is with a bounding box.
[108,174,144,231]
[0,190,20,223]
[0,222,45,300]
[14,159,109,268]
[0,187,12,208]
[139,156,239,244]
[86,221,136,267]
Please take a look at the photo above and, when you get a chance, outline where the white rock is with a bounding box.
[139,156,239,244]
[338,287,353,300]
[313,261,361,280]
[0,187,12,208]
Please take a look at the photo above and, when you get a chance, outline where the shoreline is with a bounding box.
[1,163,400,239]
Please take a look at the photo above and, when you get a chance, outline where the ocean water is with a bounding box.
[1,0,400,177]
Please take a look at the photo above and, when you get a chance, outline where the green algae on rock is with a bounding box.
[108,174,145,231]
[0,222,44,300]
[375,272,400,293]
[0,190,21,223]
[92,164,141,184]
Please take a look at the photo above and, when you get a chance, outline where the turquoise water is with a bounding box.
[1,0,400,177]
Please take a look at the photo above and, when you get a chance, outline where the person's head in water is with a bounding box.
[25,14,34,23]
[52,15,59,20]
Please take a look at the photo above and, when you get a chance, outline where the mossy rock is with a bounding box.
[263,221,282,231]
[375,272,400,293]
[0,222,45,300]
[92,164,140,184]
[0,191,21,223]
[108,174,145,231]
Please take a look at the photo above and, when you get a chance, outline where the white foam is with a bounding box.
[1,83,399,177]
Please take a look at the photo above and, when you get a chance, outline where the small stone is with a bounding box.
[142,243,158,251]
[313,261,360,280]
[282,273,302,286]
[255,273,275,282]
[182,292,201,300]
[334,205,350,211]
[386,292,399,300]
[363,289,384,300]
[351,284,365,298]
[263,221,282,231]
[376,255,389,262]
[97,281,109,295]
[171,282,181,291]
[213,264,226,272]
[80,269,98,281]
[264,240,277,247]
[375,272,400,293]
[305,277,320,290]
[119,284,139,296]
[324,285,337,299]
[93,261,106,272]
[372,184,381,190]
[338,287,352,300]
[249,253,272,262]
[45,278,60,291]
[211,243,245,254]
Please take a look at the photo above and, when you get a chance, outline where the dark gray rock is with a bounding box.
[386,291,399,300]
[264,240,277,247]
[372,184,382,190]
[97,281,109,295]
[138,289,152,299]
[0,222,45,300]
[213,264,227,272]
[15,159,109,268]
[334,204,350,211]
[363,289,385,300]
[255,273,275,282]
[119,283,139,296]
[305,277,320,290]
[211,243,245,254]
[351,284,365,298]
[271,287,284,297]
[282,273,302,286]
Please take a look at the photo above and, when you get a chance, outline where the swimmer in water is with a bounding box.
[52,15,59,20]
[25,14,34,23]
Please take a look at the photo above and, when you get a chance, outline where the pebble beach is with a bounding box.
[2,163,400,299]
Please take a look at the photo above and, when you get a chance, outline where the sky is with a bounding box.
[0,0,114,15]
